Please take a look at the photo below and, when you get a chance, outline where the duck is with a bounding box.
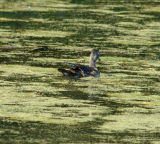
[58,49,100,78]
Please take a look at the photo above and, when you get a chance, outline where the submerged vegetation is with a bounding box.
[0,0,160,143]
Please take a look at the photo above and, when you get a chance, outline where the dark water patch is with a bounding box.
[142,11,160,20]
[71,0,98,4]
[31,46,49,53]
[0,10,105,23]
[141,87,160,96]
[135,111,155,115]
[51,103,80,108]
[19,89,35,93]
[0,20,49,32]
[70,0,160,4]
[0,54,30,65]
[0,56,28,64]
[102,70,139,76]
[31,48,82,59]
[50,81,75,88]
[28,60,57,68]
[1,117,159,143]
[100,99,142,109]
[4,0,25,2]
[0,56,13,64]
[0,21,29,31]
[103,129,160,144]
[0,118,106,143]
[0,71,4,75]
[49,77,89,87]
[31,47,91,58]
[0,11,42,20]
[60,90,89,100]
[1,73,43,83]
[132,99,151,102]
[151,43,160,48]
[98,46,139,57]
[0,46,22,52]
[3,103,24,106]
[149,77,160,83]
[104,70,160,82]
[37,91,57,98]
[111,6,130,12]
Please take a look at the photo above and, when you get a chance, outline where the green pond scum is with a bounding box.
[0,0,160,143]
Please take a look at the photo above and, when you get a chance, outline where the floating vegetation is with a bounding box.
[0,0,160,143]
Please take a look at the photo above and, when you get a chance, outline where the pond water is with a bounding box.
[0,0,160,143]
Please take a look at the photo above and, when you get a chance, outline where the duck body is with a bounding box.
[58,49,100,78]
[58,64,99,78]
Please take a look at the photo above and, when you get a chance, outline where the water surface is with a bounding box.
[0,0,160,143]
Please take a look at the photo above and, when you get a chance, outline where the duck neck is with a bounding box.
[89,57,96,68]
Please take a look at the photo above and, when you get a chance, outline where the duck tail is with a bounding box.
[58,68,70,76]
[58,68,67,73]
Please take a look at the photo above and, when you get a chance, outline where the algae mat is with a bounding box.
[0,0,160,143]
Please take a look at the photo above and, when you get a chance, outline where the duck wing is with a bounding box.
[58,64,86,78]
[71,65,93,77]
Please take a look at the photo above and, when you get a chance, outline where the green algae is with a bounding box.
[0,0,160,143]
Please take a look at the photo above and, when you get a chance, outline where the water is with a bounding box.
[0,0,160,143]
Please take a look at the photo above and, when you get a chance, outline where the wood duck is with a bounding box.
[58,49,100,78]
